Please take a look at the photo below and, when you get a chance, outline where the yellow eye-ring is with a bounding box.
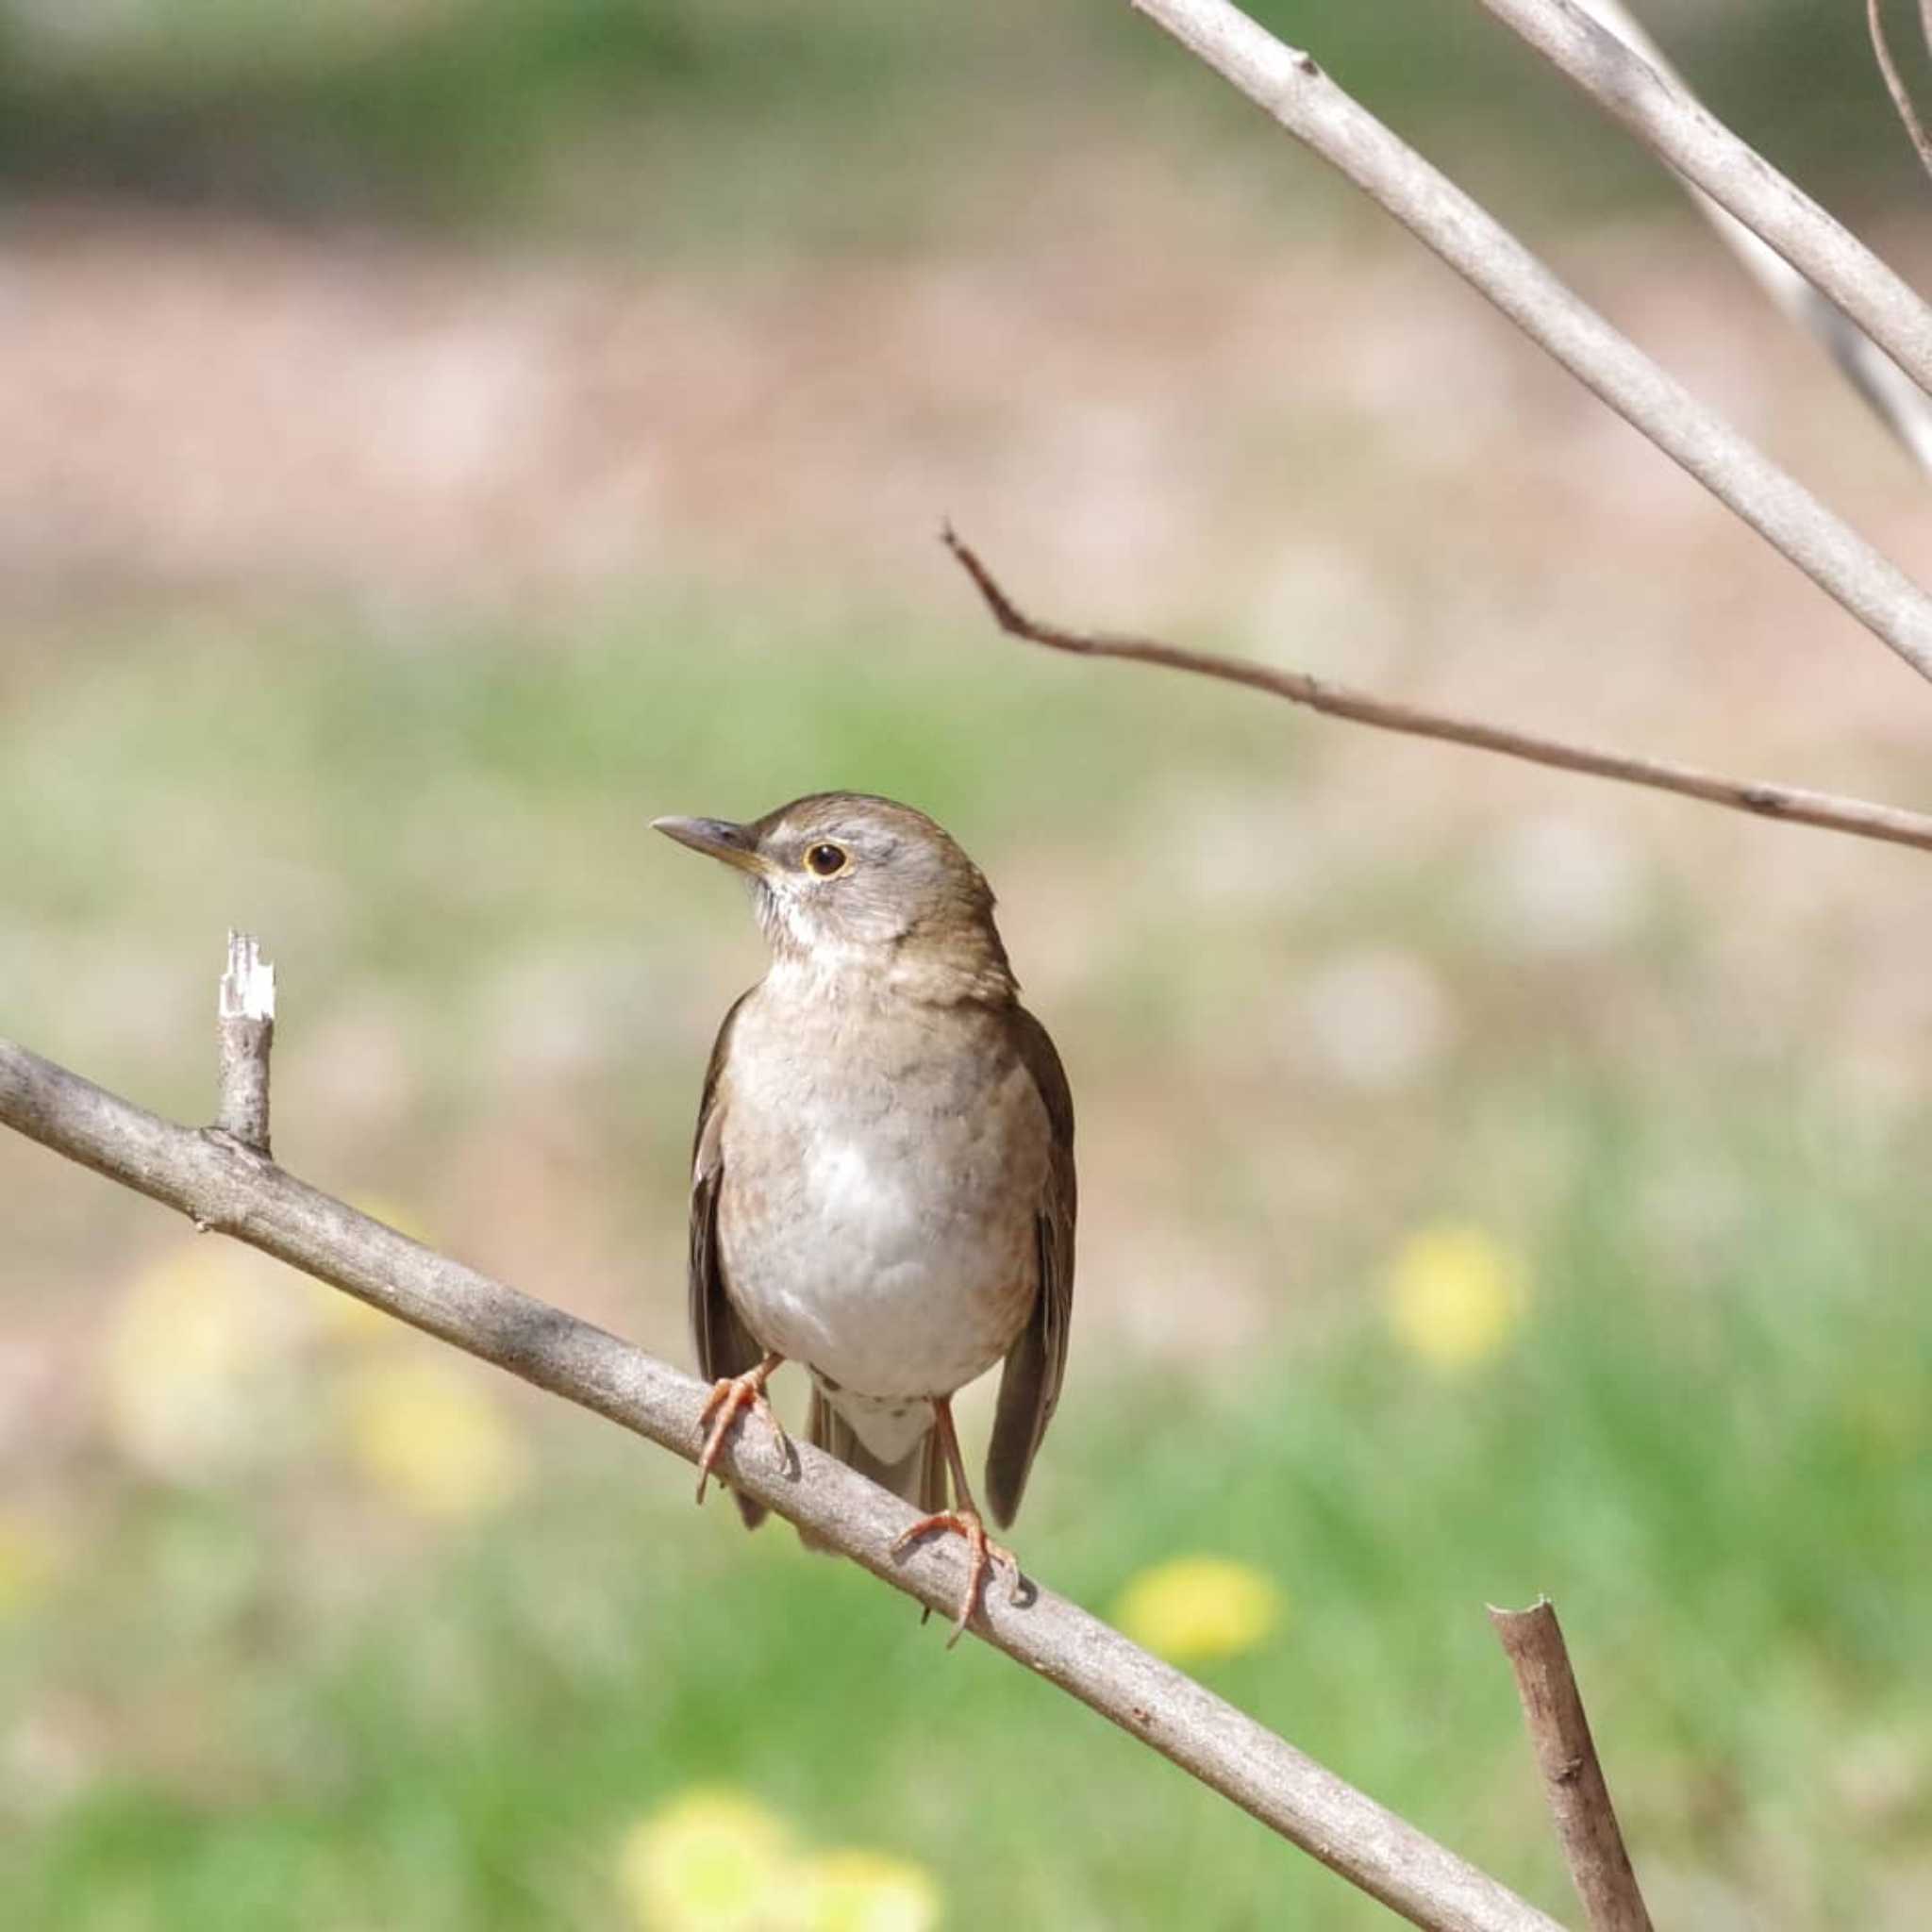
[804,842,849,878]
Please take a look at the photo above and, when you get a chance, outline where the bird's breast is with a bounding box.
[713,992,1048,1417]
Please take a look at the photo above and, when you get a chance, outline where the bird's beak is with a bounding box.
[652,815,766,874]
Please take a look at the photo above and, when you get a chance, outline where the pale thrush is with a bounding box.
[655,792,1075,1642]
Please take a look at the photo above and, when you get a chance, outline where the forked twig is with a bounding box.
[943,526,1932,857]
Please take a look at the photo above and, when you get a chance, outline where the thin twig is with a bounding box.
[1872,0,1932,186]
[215,929,275,1155]
[1490,1601,1654,1932]
[943,527,1932,856]
[1126,0,1932,689]
[0,991,1566,1932]
[1484,0,1932,472]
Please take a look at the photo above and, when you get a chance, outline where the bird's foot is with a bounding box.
[891,1507,1023,1648]
[694,1359,790,1506]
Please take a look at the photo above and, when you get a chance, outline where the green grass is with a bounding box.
[5,1092,1929,1929]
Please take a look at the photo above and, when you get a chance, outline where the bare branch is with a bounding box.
[1475,0,1932,400]
[1490,1601,1654,1932]
[1127,0,1932,689]
[944,528,1932,857]
[0,1004,1568,1932]
[1485,0,1932,473]
[1872,0,1932,185]
[216,930,275,1155]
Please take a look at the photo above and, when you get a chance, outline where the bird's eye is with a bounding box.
[804,842,849,877]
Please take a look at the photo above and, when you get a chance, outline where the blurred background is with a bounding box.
[4,2,1932,1926]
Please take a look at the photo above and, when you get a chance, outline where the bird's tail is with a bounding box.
[798,1388,945,1554]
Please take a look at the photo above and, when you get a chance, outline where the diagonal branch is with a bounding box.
[1491,1601,1654,1932]
[1482,0,1932,473]
[944,528,1932,857]
[1126,0,1932,690]
[1474,0,1932,403]
[0,995,1567,1932]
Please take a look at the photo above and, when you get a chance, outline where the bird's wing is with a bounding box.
[986,1004,1076,1528]
[689,989,768,1529]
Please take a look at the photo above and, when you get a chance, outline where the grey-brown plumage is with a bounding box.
[659,791,1075,1640]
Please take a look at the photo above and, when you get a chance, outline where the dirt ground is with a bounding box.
[6,188,1927,665]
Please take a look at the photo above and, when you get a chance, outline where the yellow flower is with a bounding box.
[1386,1222,1528,1372]
[618,1789,794,1932]
[783,1850,941,1932]
[0,1514,60,1617]
[340,1355,525,1518]
[99,1243,308,1478]
[1113,1556,1285,1664]
[615,1792,943,1932]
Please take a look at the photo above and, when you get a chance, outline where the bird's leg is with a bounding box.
[891,1397,1023,1647]
[694,1353,790,1505]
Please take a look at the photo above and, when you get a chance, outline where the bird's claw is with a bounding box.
[695,1367,790,1505]
[891,1507,1022,1648]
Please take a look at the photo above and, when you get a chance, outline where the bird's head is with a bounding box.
[653,792,1014,998]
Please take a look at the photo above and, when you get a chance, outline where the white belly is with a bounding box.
[715,996,1048,1462]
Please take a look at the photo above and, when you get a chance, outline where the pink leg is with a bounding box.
[891,1397,1023,1647]
[694,1354,790,1505]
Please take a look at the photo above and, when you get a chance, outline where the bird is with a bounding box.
[654,791,1074,1644]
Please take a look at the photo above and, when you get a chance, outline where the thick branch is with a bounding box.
[1128,0,1932,689]
[1490,1601,1653,1932]
[1476,0,1932,404]
[944,529,1932,857]
[0,1027,1565,1932]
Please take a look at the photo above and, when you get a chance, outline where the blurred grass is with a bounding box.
[0,0,1921,242]
[0,584,1258,1096]
[4,1087,1928,1928]
[3,581,1930,1927]
[5,3,1932,1911]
